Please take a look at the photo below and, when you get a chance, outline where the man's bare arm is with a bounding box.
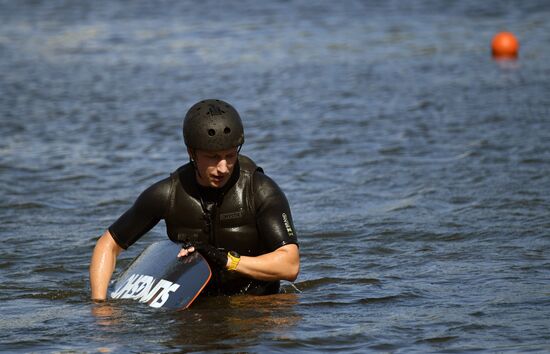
[89,230,124,300]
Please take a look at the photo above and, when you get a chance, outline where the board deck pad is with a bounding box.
[110,240,211,310]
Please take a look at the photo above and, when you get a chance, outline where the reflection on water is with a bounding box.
[90,293,301,352]
[91,302,125,327]
[167,294,301,351]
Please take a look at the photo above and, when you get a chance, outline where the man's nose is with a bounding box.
[217,159,229,174]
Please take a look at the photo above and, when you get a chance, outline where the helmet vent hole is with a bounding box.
[208,129,216,136]
[224,127,231,134]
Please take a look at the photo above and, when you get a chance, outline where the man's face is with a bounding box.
[190,147,239,188]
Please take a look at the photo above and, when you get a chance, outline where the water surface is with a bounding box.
[1,0,549,352]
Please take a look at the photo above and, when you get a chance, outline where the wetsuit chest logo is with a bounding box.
[220,209,244,221]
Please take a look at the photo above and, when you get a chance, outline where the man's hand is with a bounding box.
[178,241,228,269]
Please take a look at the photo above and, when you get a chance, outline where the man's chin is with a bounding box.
[210,178,227,188]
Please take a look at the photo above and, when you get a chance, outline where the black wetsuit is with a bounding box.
[109,155,298,295]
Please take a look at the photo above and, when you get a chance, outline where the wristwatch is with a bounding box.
[227,251,241,271]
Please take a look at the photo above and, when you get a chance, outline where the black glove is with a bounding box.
[189,241,228,269]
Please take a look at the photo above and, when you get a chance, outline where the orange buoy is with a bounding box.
[491,32,519,59]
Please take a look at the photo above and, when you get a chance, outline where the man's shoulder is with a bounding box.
[141,163,192,202]
[235,155,279,194]
[140,175,173,201]
[238,154,263,174]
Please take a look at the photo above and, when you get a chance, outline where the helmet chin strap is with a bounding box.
[189,149,203,180]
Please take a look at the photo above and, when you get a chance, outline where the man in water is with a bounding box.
[89,99,300,300]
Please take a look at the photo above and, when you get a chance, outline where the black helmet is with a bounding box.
[183,99,245,151]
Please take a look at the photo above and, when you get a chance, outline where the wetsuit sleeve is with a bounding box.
[254,172,299,251]
[108,177,172,249]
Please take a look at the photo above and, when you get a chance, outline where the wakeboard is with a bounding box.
[110,240,211,310]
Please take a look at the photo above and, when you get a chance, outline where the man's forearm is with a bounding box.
[89,231,123,300]
[235,244,300,282]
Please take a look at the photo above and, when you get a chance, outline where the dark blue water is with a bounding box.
[1,1,549,352]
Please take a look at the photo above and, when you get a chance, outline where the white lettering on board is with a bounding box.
[111,274,181,308]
